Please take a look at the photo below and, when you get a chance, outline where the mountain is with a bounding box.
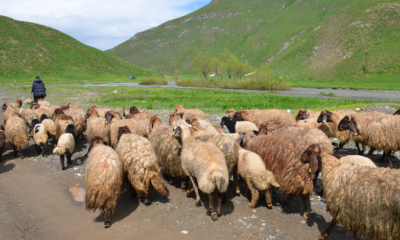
[0,16,154,80]
[108,0,400,82]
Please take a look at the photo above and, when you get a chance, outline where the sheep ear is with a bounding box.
[172,126,181,136]
[309,153,320,180]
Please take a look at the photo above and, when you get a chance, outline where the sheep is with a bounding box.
[317,110,356,150]
[257,122,280,135]
[53,110,75,139]
[122,107,130,117]
[0,124,5,162]
[268,126,334,155]
[149,117,186,191]
[173,123,229,221]
[87,109,110,144]
[20,108,38,128]
[213,124,225,133]
[126,106,153,121]
[232,109,297,128]
[53,124,78,170]
[116,126,167,204]
[394,109,400,115]
[220,117,258,133]
[175,104,206,117]
[31,119,48,156]
[243,132,326,219]
[5,113,29,158]
[2,99,22,110]
[339,155,377,168]
[3,105,19,126]
[295,109,321,121]
[337,114,400,168]
[185,116,219,134]
[60,104,86,141]
[37,99,51,107]
[31,104,50,119]
[109,119,149,148]
[297,118,336,138]
[85,136,124,228]
[104,110,122,124]
[237,146,280,208]
[319,155,400,240]
[87,105,110,118]
[226,109,258,120]
[40,114,56,144]
[169,112,212,127]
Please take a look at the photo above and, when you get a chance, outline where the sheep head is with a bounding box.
[86,108,99,119]
[232,112,243,121]
[2,103,6,111]
[105,110,122,124]
[237,131,257,148]
[301,144,324,181]
[148,116,162,134]
[258,123,269,136]
[169,112,183,126]
[317,110,333,123]
[122,107,129,117]
[295,109,308,122]
[31,119,40,131]
[52,108,64,119]
[129,106,139,115]
[393,109,400,115]
[338,115,359,135]
[175,104,185,112]
[117,126,131,143]
[16,99,22,107]
[40,114,48,122]
[226,109,236,119]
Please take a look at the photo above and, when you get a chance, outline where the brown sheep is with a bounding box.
[2,99,22,110]
[257,122,281,135]
[116,127,167,205]
[31,104,50,119]
[295,109,321,121]
[61,104,86,140]
[121,107,130,117]
[87,110,110,145]
[319,155,400,240]
[185,117,218,134]
[109,119,149,148]
[175,104,206,116]
[297,118,336,138]
[244,133,326,219]
[54,111,75,139]
[149,117,186,191]
[0,124,5,162]
[40,114,56,143]
[88,105,110,118]
[5,113,29,158]
[173,123,229,221]
[85,137,123,228]
[126,106,154,121]
[104,110,122,124]
[20,108,38,128]
[213,124,225,133]
[3,105,19,126]
[226,109,258,120]
[232,109,297,128]
[37,99,51,107]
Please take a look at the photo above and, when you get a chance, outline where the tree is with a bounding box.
[209,57,222,79]
[192,52,211,80]
[173,69,181,80]
[218,49,239,79]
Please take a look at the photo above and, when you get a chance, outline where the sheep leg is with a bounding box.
[355,143,363,155]
[19,148,24,159]
[60,155,66,170]
[189,176,202,207]
[246,180,259,208]
[265,188,273,209]
[81,134,84,140]
[186,179,193,198]
[168,177,174,185]
[367,147,376,158]
[209,191,218,221]
[216,189,222,216]
[66,151,72,166]
[12,145,17,157]
[319,219,336,240]
[104,219,110,228]
[35,145,41,155]
[380,152,387,162]
[301,196,311,220]
[334,143,344,151]
[180,177,187,192]
[245,184,250,197]
[386,151,393,168]
[233,166,240,195]
[40,143,45,157]
[283,194,294,204]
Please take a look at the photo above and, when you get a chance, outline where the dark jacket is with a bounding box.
[31,79,46,97]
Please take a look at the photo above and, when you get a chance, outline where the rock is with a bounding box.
[356,108,361,111]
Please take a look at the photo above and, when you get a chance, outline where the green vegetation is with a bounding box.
[109,0,400,91]
[320,92,337,97]
[172,69,181,80]
[0,16,156,82]
[139,78,168,85]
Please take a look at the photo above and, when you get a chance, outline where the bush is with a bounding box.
[139,78,168,85]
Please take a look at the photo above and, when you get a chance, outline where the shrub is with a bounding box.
[139,78,168,85]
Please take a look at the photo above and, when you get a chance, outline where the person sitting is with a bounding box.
[31,76,46,103]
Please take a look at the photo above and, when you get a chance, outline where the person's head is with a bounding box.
[35,76,40,79]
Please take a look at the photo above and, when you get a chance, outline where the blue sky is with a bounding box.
[1,0,211,50]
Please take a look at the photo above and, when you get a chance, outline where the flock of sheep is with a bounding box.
[1,99,400,239]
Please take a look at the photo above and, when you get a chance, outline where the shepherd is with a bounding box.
[31,76,47,103]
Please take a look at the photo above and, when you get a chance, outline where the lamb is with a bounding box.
[236,147,280,208]
[149,117,186,191]
[232,109,297,128]
[319,155,400,240]
[0,124,5,162]
[337,114,400,168]
[87,109,110,144]
[175,104,206,117]
[116,127,167,204]
[268,126,334,155]
[85,136,123,228]
[40,114,56,143]
[31,119,48,156]
[242,132,326,219]
[53,124,78,170]
[53,109,75,139]
[20,108,38,128]
[3,105,19,126]
[220,117,258,133]
[109,119,149,148]
[5,113,29,158]
[173,123,229,221]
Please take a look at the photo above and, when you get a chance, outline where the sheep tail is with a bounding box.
[53,145,65,155]
[212,171,227,193]
[151,174,168,196]
[253,171,280,190]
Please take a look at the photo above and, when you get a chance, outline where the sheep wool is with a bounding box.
[109,119,149,148]
[0,124,5,162]
[20,109,38,127]
[5,114,29,158]
[32,122,48,156]
[320,155,400,240]
[237,148,280,208]
[41,119,56,136]
[297,118,336,138]
[235,109,297,128]
[85,137,123,228]
[339,155,377,168]
[53,133,75,169]
[87,117,110,144]
[116,132,167,198]
[3,106,19,126]
[55,114,74,139]
[175,104,206,116]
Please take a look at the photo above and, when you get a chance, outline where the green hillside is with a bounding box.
[108,0,400,85]
[0,16,155,81]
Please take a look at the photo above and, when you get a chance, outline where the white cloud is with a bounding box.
[0,0,210,50]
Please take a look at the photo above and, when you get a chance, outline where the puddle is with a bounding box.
[70,184,86,202]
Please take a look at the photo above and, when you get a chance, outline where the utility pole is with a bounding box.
[364,51,368,75]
